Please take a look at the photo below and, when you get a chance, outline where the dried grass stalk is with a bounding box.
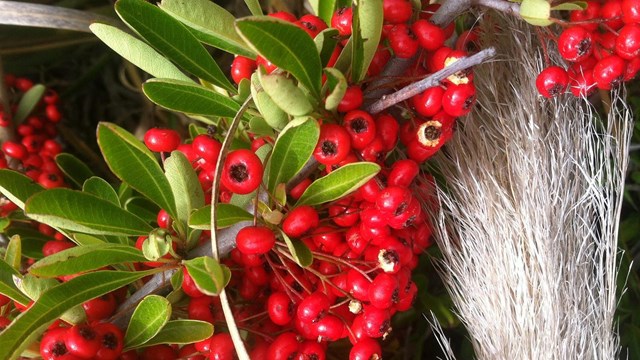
[427,13,633,360]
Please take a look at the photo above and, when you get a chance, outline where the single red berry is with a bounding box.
[427,46,453,72]
[269,11,296,22]
[267,291,296,325]
[558,26,593,62]
[41,327,75,360]
[220,149,263,194]
[230,56,257,85]
[412,19,446,51]
[347,268,372,301]
[188,295,220,324]
[375,113,399,152]
[0,316,11,331]
[367,46,392,76]
[65,324,101,359]
[388,159,420,187]
[140,344,177,360]
[288,177,312,200]
[208,333,235,360]
[337,85,363,113]
[368,273,400,309]
[44,89,59,104]
[442,83,476,117]
[388,24,420,59]
[622,0,640,24]
[267,332,299,360]
[568,66,597,97]
[235,225,276,255]
[569,1,600,32]
[314,314,345,341]
[38,172,65,189]
[395,280,418,311]
[313,123,352,166]
[93,323,124,360]
[282,205,319,238]
[593,55,627,90]
[383,0,413,24]
[362,307,392,338]
[42,240,75,257]
[332,7,353,36]
[82,293,117,322]
[182,267,205,298]
[256,55,277,74]
[143,128,181,153]
[295,14,327,38]
[297,292,331,323]
[412,86,445,117]
[350,338,382,360]
[342,110,377,150]
[45,104,62,123]
[536,66,569,98]
[616,23,640,60]
[192,134,222,165]
[328,197,360,228]
[601,0,624,30]
[1,141,28,160]
[311,226,344,253]
[298,341,326,360]
[178,344,205,360]
[15,77,33,92]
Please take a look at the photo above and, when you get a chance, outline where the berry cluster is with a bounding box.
[40,323,124,360]
[536,0,640,97]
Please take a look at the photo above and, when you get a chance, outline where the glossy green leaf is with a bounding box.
[55,153,94,189]
[143,320,214,347]
[251,74,288,131]
[243,0,263,16]
[164,151,205,237]
[124,197,159,224]
[97,122,177,219]
[0,169,44,209]
[318,0,339,25]
[143,79,241,118]
[520,0,553,26]
[13,84,45,124]
[5,235,21,270]
[83,177,120,205]
[551,1,587,11]
[0,258,30,305]
[90,23,191,82]
[0,270,153,360]
[29,244,146,277]
[323,68,348,111]
[351,0,383,82]
[189,204,253,230]
[280,231,313,267]
[297,162,380,206]
[159,0,254,57]
[124,295,171,348]
[259,72,313,116]
[183,256,231,296]
[72,233,108,246]
[267,117,319,193]
[115,0,235,93]
[236,17,322,98]
[333,37,353,74]
[16,275,58,302]
[249,116,277,136]
[25,189,153,236]
[315,29,340,67]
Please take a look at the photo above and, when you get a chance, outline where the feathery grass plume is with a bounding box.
[425,13,633,360]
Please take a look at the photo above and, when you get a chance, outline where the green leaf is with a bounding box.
[351,0,383,82]
[164,151,204,237]
[5,227,50,259]
[520,0,553,26]
[249,116,277,136]
[124,295,171,349]
[83,177,120,205]
[251,73,288,131]
[0,169,44,210]
[333,37,353,74]
[16,275,59,302]
[0,258,30,305]
[297,162,380,206]
[115,0,235,93]
[90,23,191,82]
[72,233,108,246]
[5,235,21,271]
[29,244,147,277]
[266,117,319,193]
[97,122,178,219]
[315,29,340,67]
[143,79,241,118]
[143,320,214,347]
[183,256,231,296]
[323,68,348,111]
[317,0,339,25]
[13,84,45,124]
[55,153,94,189]
[189,204,253,230]
[259,72,313,116]
[0,217,9,233]
[124,197,159,224]
[25,189,153,236]
[280,231,313,267]
[551,1,587,11]
[159,0,254,57]
[236,17,322,99]
[0,270,154,360]
[243,0,263,16]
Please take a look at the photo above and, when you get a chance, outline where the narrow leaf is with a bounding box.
[115,0,235,92]
[267,117,319,193]
[189,204,253,230]
[0,169,44,209]
[159,0,254,57]
[243,0,263,16]
[315,29,340,67]
[124,295,171,348]
[251,74,288,131]
[5,235,21,270]
[297,162,380,206]
[55,153,94,189]
[13,84,45,124]
[143,320,214,347]
[318,0,339,25]
[280,231,313,267]
[29,244,147,277]
[259,72,313,116]
[164,151,205,237]
[323,68,348,111]
[236,17,322,98]
[124,197,159,224]
[97,122,177,219]
[183,257,230,296]
[83,177,120,205]
[0,270,154,360]
[0,258,30,305]
[351,0,383,82]
[143,79,241,118]
[90,23,191,82]
[25,189,153,236]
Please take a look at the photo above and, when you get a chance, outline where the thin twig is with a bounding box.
[366,47,497,114]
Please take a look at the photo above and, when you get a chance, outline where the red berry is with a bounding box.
[143,128,181,153]
[314,314,344,341]
[314,123,352,166]
[208,333,235,360]
[362,307,392,338]
[182,267,205,298]
[568,67,597,97]
[412,19,446,51]
[412,86,445,117]
[66,324,101,359]
[15,77,33,92]
[140,344,177,360]
[367,46,392,76]
[616,23,640,60]
[82,293,117,322]
[93,323,124,360]
[1,141,28,160]
[349,338,382,360]
[342,110,377,150]
[192,134,222,165]
[41,327,75,360]
[332,7,353,36]
[337,85,363,113]
[536,66,569,98]
[188,295,220,323]
[298,341,326,360]
[383,0,413,24]
[235,225,276,255]
[569,1,600,32]
[558,26,593,62]
[267,291,296,325]
[269,11,296,22]
[388,159,419,187]
[442,83,476,117]
[593,55,627,90]
[282,205,319,238]
[388,24,419,59]
[601,0,624,30]
[295,14,327,38]
[622,0,640,24]
[220,149,263,194]
[368,273,400,309]
[230,56,257,85]
[297,292,331,323]
[267,332,299,360]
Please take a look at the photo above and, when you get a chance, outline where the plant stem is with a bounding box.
[365,47,497,114]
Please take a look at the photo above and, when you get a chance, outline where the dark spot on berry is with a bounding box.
[102,332,118,350]
[379,320,391,334]
[321,140,337,156]
[301,21,317,31]
[47,173,59,182]
[287,353,298,360]
[423,126,441,141]
[394,202,408,216]
[52,341,68,356]
[287,302,295,316]
[309,355,320,360]
[292,282,303,292]
[392,288,399,303]
[79,326,96,340]
[337,6,349,15]
[549,83,564,97]
[230,164,249,183]
[463,96,475,110]
[578,39,591,57]
[382,249,399,265]
[350,118,368,133]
